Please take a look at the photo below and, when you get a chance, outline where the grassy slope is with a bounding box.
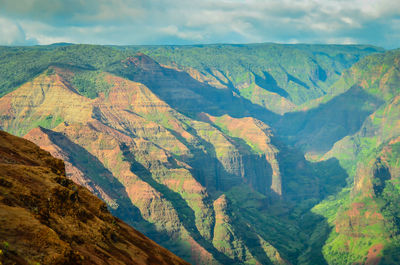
[308,49,400,264]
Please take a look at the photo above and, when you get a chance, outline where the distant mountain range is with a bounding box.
[0,43,398,264]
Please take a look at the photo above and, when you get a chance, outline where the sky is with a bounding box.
[0,0,399,48]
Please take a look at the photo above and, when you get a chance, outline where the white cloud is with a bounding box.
[0,17,37,45]
[159,25,205,41]
[0,0,399,47]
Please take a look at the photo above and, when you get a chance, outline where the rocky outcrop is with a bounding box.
[0,130,189,265]
[201,114,282,196]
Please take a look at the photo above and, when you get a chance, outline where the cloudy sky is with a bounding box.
[0,0,399,48]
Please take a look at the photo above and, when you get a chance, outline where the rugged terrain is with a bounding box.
[0,43,399,264]
[0,130,190,265]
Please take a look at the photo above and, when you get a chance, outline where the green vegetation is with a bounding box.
[8,115,63,137]
[0,44,381,107]
[71,70,112,98]
[308,50,400,264]
[2,242,8,252]
[125,44,382,106]
[0,45,128,97]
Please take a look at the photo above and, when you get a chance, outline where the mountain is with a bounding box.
[0,130,189,265]
[0,43,399,264]
[0,44,383,114]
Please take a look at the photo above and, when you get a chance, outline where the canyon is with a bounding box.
[0,43,399,264]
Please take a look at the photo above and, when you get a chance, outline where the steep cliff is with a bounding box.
[0,130,189,265]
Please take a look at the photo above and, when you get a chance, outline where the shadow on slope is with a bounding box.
[106,54,280,123]
[254,71,290,98]
[101,53,350,263]
[107,54,383,157]
[39,128,176,248]
[275,86,384,153]
[270,137,349,264]
[107,54,353,262]
[119,143,241,265]
[286,158,348,265]
[168,123,274,196]
[275,136,348,201]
